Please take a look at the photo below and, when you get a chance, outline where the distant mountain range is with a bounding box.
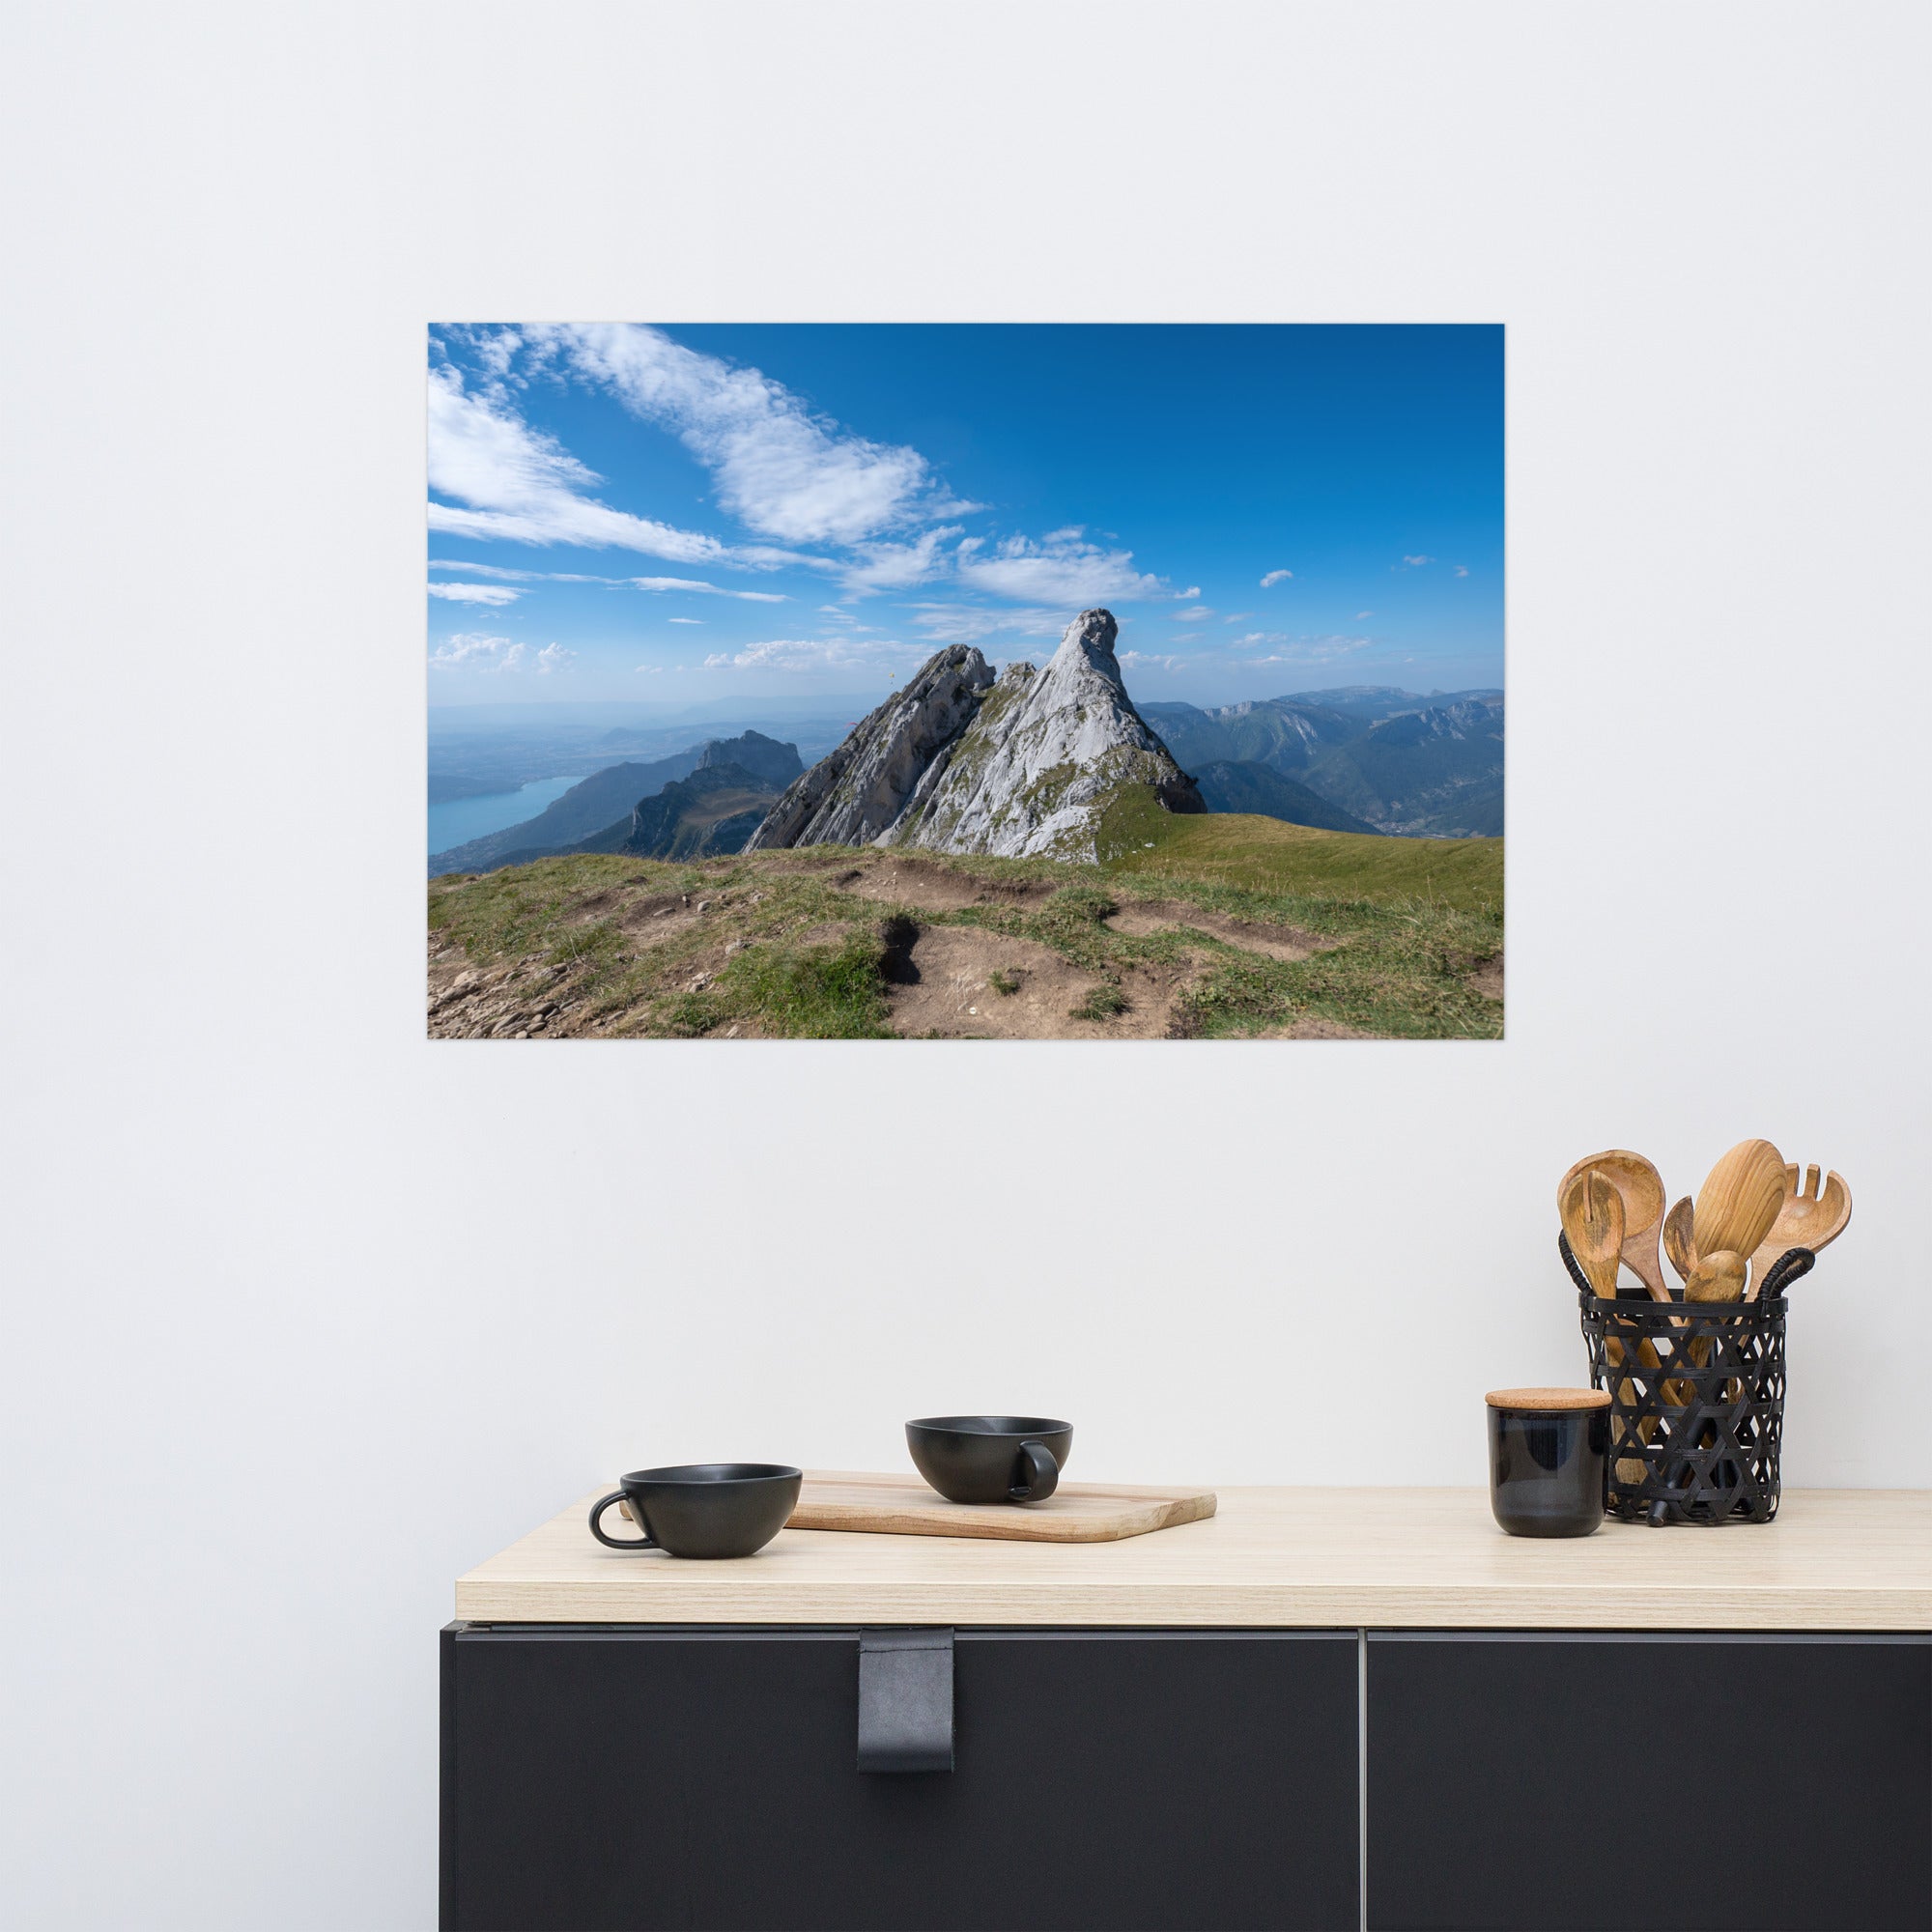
[429,731,802,875]
[1141,688,1502,837]
[545,763,786,864]
[428,681,1500,880]
[427,705,851,795]
[1190,761,1380,835]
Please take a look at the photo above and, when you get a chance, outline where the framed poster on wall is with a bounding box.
[426,324,1502,1040]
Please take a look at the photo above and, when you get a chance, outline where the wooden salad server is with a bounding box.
[1557,1150,1669,1300]
[1560,1169,1649,1482]
[1559,1168,1625,1297]
[1747,1165,1852,1299]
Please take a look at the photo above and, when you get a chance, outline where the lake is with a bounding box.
[429,776,578,857]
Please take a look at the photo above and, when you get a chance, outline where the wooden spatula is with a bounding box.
[1557,1151,1670,1301]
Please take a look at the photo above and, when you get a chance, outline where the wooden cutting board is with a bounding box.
[785,1470,1217,1544]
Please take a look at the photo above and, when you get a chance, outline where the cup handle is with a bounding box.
[588,1491,657,1550]
[1009,1440,1060,1503]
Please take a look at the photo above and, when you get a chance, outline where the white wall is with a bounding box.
[4,3,1927,1925]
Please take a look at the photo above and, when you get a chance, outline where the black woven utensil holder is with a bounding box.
[1563,1233,1811,1526]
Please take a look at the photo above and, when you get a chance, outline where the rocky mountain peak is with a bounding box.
[747,609,1204,864]
[696,729,803,788]
[744,645,995,851]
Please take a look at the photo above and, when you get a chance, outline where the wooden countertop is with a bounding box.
[455,1482,1932,1631]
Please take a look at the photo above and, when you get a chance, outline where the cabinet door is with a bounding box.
[442,1625,1360,1932]
[1366,1632,1932,1931]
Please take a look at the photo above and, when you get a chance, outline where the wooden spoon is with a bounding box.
[1683,1249,1747,1304]
[1559,1168,1624,1296]
[1747,1165,1852,1298]
[1692,1139,1787,1266]
[1662,1197,1697,1284]
[1557,1151,1669,1301]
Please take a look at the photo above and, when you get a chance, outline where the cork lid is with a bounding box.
[1485,1386,1611,1411]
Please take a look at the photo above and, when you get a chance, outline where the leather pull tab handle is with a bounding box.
[857,1630,953,1774]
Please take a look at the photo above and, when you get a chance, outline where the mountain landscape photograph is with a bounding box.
[426,324,1503,1039]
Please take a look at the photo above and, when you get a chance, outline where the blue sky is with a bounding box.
[427,325,1502,706]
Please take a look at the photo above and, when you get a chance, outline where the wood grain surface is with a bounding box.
[784,1470,1216,1542]
[453,1484,1932,1631]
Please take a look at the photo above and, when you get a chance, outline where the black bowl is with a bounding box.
[588,1462,802,1558]
[906,1416,1073,1505]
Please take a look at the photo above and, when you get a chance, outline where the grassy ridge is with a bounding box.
[429,808,1504,1039]
[1098,786,1501,915]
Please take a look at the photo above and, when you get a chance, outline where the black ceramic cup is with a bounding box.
[1486,1388,1608,1538]
[587,1463,803,1558]
[905,1416,1072,1505]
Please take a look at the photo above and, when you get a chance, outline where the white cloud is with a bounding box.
[526,323,977,547]
[1252,635,1376,666]
[429,559,547,580]
[1119,650,1184,673]
[471,328,522,378]
[427,361,792,566]
[1222,611,1254,623]
[701,634,932,675]
[954,530,1163,605]
[838,526,961,594]
[428,632,526,671]
[426,632,576,674]
[1260,569,1293,587]
[427,582,522,606]
[431,560,616,584]
[1453,564,1469,578]
[630,576,786,603]
[668,616,702,624]
[905,603,1065,645]
[427,554,784,603]
[1354,610,1375,620]
[1177,585,1201,600]
[1173,607,1212,624]
[1400,554,1435,568]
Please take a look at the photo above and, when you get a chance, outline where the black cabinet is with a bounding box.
[1366,1633,1932,1931]
[444,1623,1932,1932]
[441,1626,1361,1932]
